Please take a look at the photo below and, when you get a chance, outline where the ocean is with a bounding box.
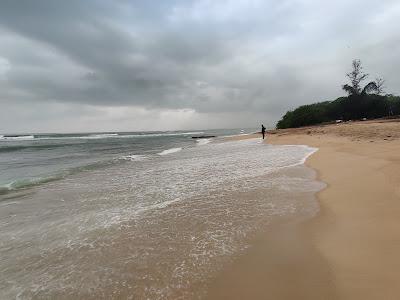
[0,129,323,299]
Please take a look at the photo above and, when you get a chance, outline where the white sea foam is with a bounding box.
[140,198,181,211]
[119,132,204,138]
[0,139,323,300]
[157,147,182,155]
[119,154,147,161]
[0,135,34,141]
[196,138,211,146]
[181,131,204,135]
[5,131,206,141]
[87,133,119,139]
[275,145,318,168]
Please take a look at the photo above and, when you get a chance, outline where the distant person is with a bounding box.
[261,124,266,139]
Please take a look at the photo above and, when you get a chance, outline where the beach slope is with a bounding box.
[207,120,400,299]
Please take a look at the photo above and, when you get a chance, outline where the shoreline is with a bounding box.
[206,135,335,300]
[207,120,400,299]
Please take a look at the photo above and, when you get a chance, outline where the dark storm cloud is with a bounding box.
[0,0,400,131]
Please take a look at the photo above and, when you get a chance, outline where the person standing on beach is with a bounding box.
[261,124,266,139]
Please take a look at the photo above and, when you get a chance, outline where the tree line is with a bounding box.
[276,60,400,129]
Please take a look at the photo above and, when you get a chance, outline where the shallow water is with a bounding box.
[0,134,324,299]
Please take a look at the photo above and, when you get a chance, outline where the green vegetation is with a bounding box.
[276,60,400,129]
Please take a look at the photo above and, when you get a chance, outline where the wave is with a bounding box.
[0,152,153,196]
[117,132,204,138]
[0,131,206,142]
[283,145,319,168]
[0,135,35,141]
[0,175,64,196]
[0,134,120,141]
[157,147,182,156]
[0,143,69,153]
[196,138,211,146]
[87,133,119,139]
[118,154,147,161]
[181,131,204,135]
[145,198,181,210]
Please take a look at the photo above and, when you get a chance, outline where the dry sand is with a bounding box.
[207,119,400,299]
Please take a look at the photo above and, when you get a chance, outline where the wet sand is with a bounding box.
[207,120,400,299]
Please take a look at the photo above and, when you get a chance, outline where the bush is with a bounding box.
[276,95,400,129]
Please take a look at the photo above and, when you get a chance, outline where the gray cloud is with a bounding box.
[0,0,399,132]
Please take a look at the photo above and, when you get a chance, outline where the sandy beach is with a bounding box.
[207,119,400,299]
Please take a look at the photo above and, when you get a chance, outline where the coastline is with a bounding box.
[207,120,400,299]
[0,129,322,299]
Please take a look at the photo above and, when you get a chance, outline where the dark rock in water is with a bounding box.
[191,135,216,139]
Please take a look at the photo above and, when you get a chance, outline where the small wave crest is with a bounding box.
[0,135,35,141]
[0,159,122,196]
[0,143,69,153]
[181,131,204,135]
[0,131,206,141]
[118,154,147,161]
[196,138,211,146]
[120,132,204,138]
[157,147,182,156]
[0,175,63,196]
[0,152,154,196]
[87,133,119,139]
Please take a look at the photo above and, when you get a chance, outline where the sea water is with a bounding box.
[0,129,324,299]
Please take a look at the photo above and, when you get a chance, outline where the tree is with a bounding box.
[341,59,380,119]
[342,59,378,96]
[276,60,398,128]
[375,77,385,95]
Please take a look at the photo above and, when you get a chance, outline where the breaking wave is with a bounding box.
[0,132,206,142]
[118,154,147,161]
[0,156,148,196]
[157,147,183,156]
[196,138,211,146]
[0,135,35,141]
[0,175,63,196]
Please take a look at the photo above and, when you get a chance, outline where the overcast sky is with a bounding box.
[0,0,399,133]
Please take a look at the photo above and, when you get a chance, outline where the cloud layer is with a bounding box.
[1,0,399,132]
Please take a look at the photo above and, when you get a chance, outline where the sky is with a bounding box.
[0,0,399,133]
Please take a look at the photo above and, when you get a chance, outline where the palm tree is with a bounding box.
[341,59,380,120]
[342,59,378,96]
